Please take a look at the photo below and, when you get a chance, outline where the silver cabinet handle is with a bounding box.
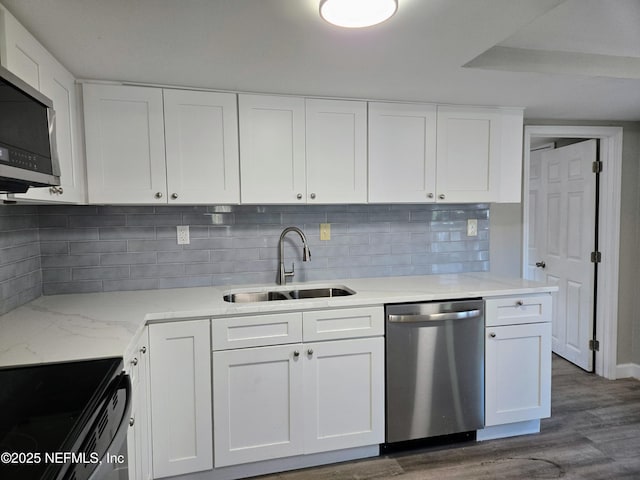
[129,417,135,427]
[140,346,147,354]
[438,194,446,200]
[307,348,314,356]
[155,192,163,199]
[171,193,178,199]
[489,332,496,338]
[310,193,316,199]
[296,193,303,200]
[131,357,138,366]
[49,187,56,194]
[389,310,481,323]
[427,193,434,199]
[516,300,524,307]
[58,187,63,194]
[535,261,546,269]
[293,350,300,357]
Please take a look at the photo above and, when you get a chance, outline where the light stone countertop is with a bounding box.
[0,273,556,368]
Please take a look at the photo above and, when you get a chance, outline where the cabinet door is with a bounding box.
[303,337,385,454]
[213,345,304,467]
[436,106,501,203]
[1,8,86,203]
[368,102,437,203]
[305,99,367,203]
[485,322,552,426]
[164,89,239,204]
[149,320,212,478]
[83,84,167,204]
[238,94,306,204]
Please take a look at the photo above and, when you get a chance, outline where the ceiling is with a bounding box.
[2,0,640,121]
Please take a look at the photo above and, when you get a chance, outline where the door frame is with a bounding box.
[522,125,623,379]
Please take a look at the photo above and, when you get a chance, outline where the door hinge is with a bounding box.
[591,251,601,263]
[592,161,603,173]
[589,339,600,351]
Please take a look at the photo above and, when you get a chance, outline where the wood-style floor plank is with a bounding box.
[258,355,640,479]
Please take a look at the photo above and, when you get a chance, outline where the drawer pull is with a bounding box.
[489,332,496,338]
[307,348,314,356]
[515,300,524,307]
[293,350,300,357]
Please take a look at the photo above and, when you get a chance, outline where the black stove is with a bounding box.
[0,357,130,480]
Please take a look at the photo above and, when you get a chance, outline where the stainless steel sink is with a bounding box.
[287,287,354,299]
[223,286,355,303]
[223,291,289,303]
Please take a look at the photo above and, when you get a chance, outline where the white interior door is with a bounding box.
[527,145,554,282]
[534,140,597,371]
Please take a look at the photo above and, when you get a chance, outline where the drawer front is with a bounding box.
[212,312,303,350]
[303,307,384,342]
[485,294,552,327]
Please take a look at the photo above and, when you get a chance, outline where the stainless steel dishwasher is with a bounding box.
[385,299,484,444]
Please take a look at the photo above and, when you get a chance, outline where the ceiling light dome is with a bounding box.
[319,0,398,28]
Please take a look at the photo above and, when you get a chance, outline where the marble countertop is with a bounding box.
[0,273,556,368]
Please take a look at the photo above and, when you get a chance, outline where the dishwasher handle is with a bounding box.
[388,309,481,323]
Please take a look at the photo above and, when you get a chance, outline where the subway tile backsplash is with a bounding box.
[0,203,489,310]
[37,204,489,295]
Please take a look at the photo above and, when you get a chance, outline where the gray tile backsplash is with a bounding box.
[37,204,489,295]
[0,203,489,309]
[0,205,42,315]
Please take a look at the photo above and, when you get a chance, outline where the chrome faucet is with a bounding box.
[278,226,311,285]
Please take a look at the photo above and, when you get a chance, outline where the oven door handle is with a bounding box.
[388,309,481,323]
[87,373,132,480]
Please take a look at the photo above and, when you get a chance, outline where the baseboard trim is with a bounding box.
[616,362,640,380]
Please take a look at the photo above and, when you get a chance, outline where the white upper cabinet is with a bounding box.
[83,84,239,204]
[238,95,367,204]
[163,89,239,204]
[0,7,86,203]
[83,84,167,204]
[368,102,437,203]
[305,99,367,203]
[239,94,306,204]
[436,106,501,203]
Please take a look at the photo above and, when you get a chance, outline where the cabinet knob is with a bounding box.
[307,348,314,356]
[427,193,434,199]
[310,193,316,200]
[489,332,496,338]
[140,346,147,354]
[58,187,64,194]
[438,194,446,200]
[155,192,163,199]
[296,193,303,200]
[129,417,135,427]
[516,300,524,307]
[293,350,300,357]
[535,261,546,269]
[131,357,138,366]
[171,193,179,199]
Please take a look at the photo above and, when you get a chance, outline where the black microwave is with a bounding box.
[0,65,60,193]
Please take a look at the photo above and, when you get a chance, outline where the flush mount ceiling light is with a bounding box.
[319,0,398,28]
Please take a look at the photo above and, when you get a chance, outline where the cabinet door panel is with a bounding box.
[213,345,304,467]
[149,320,212,478]
[485,322,551,426]
[164,89,239,203]
[303,337,385,454]
[305,99,367,203]
[84,84,167,204]
[239,94,306,204]
[368,102,437,203]
[436,106,501,202]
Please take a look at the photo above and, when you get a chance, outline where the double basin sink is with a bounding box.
[223,286,355,303]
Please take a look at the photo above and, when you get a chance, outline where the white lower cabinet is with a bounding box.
[148,319,213,478]
[484,295,552,428]
[212,307,385,468]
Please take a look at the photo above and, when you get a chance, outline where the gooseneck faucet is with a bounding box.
[278,226,311,285]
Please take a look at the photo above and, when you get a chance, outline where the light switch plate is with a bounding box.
[320,223,331,241]
[467,219,478,237]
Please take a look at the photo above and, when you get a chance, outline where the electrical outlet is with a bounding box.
[467,219,478,237]
[320,223,331,241]
[177,225,190,245]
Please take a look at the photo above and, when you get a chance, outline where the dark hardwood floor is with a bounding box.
[260,355,640,479]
